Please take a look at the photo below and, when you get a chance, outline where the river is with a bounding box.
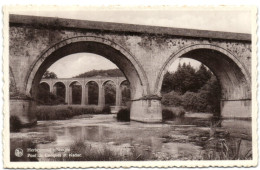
[10,113,252,161]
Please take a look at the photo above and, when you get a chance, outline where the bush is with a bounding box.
[162,107,186,120]
[102,105,111,114]
[117,109,130,121]
[81,107,102,114]
[162,91,183,106]
[178,110,186,117]
[10,115,22,132]
[52,139,155,161]
[35,106,102,120]
[162,109,175,120]
[182,92,199,111]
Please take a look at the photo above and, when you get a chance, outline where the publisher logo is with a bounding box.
[15,148,23,157]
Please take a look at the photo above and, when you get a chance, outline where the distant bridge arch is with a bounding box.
[40,77,127,107]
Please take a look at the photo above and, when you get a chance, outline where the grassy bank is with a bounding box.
[35,105,110,121]
[53,139,154,161]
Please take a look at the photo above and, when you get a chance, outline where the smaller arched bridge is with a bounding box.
[40,76,127,107]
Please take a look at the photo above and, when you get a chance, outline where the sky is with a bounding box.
[11,9,251,78]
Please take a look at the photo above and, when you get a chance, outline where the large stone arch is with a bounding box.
[25,36,149,101]
[155,44,251,117]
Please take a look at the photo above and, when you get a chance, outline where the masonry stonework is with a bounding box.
[9,15,251,125]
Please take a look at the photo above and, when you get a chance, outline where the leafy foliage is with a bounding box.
[162,107,186,120]
[161,63,221,114]
[71,85,82,104]
[88,82,99,105]
[162,63,213,94]
[102,105,111,114]
[117,108,130,121]
[104,81,116,105]
[42,71,57,79]
[35,106,103,120]
[74,69,124,78]
[37,84,65,105]
[10,115,22,132]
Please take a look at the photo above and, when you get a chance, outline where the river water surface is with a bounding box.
[10,113,252,161]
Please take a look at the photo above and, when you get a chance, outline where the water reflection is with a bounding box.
[10,114,252,161]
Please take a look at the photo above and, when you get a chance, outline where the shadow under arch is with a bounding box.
[68,80,83,87]
[53,81,66,88]
[39,82,50,92]
[101,79,116,87]
[155,44,251,117]
[156,44,251,97]
[25,36,149,100]
[53,81,66,99]
[86,81,99,105]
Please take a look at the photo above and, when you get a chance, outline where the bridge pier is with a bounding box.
[220,99,251,118]
[81,85,86,105]
[130,96,162,123]
[65,84,69,104]
[10,97,37,126]
[98,85,105,107]
[85,84,89,105]
[68,86,73,105]
[53,85,57,96]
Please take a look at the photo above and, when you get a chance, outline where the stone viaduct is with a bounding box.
[9,14,252,125]
[39,76,127,107]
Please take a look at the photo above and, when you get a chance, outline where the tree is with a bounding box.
[104,82,116,105]
[43,71,58,79]
[161,71,172,93]
[195,64,212,90]
[161,62,221,114]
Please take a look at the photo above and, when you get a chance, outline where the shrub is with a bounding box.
[81,107,102,114]
[162,107,186,120]
[35,106,103,120]
[10,115,22,132]
[102,105,111,114]
[182,92,199,111]
[117,108,130,121]
[162,109,175,120]
[162,91,183,106]
[178,110,186,117]
[52,139,154,161]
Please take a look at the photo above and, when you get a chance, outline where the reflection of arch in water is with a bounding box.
[86,81,99,105]
[69,81,82,105]
[103,80,116,106]
[53,81,66,103]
